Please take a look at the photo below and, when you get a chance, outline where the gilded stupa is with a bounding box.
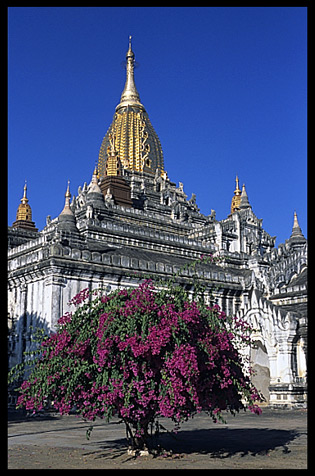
[230,176,242,214]
[12,182,38,231]
[98,37,164,178]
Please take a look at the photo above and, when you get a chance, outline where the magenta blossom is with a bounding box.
[15,279,263,451]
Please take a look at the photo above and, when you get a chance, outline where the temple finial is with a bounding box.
[126,35,134,58]
[60,180,73,216]
[293,210,300,229]
[22,180,28,203]
[116,36,143,110]
[289,210,306,245]
[12,180,38,230]
[65,180,71,198]
[239,183,251,209]
[230,175,242,213]
[290,210,303,237]
[234,175,241,194]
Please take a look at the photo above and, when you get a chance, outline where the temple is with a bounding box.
[8,39,307,407]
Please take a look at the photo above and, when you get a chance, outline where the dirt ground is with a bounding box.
[8,408,307,469]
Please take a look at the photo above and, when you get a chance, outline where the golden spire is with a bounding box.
[230,175,242,213]
[234,176,240,194]
[22,181,28,202]
[12,181,38,231]
[117,36,143,111]
[98,38,164,178]
[16,181,32,221]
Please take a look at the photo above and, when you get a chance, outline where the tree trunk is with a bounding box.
[125,420,150,455]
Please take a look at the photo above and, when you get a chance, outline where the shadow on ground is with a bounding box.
[84,427,301,460]
[159,427,299,458]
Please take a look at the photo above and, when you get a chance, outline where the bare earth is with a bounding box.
[8,408,307,469]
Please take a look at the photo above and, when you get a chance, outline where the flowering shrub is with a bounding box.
[14,272,263,451]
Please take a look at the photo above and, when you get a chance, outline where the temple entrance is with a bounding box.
[294,337,307,380]
[250,340,270,404]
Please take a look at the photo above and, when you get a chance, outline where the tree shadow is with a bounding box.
[82,436,129,461]
[86,427,301,460]
[157,427,300,458]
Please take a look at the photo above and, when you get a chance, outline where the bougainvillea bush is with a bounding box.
[14,277,262,452]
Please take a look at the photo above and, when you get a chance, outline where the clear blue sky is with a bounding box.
[8,6,307,246]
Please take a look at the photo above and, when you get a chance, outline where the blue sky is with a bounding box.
[8,6,307,245]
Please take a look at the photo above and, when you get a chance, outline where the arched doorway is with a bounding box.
[250,340,270,403]
[293,337,307,381]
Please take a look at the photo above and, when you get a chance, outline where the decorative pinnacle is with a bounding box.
[21,180,29,204]
[239,183,251,209]
[234,175,241,195]
[66,180,71,196]
[293,211,300,229]
[126,36,135,59]
[116,36,143,110]
[230,175,242,213]
[60,180,73,216]
[289,210,306,243]
[291,210,302,236]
